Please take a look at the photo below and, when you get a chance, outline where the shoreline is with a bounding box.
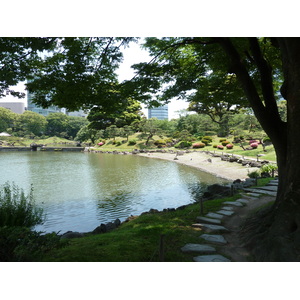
[137,151,259,181]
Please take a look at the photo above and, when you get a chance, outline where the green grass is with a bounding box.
[42,194,241,262]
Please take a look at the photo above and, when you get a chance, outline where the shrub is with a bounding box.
[0,226,65,261]
[154,139,166,146]
[250,142,259,149]
[203,136,213,142]
[221,140,230,146]
[0,182,44,228]
[201,139,211,146]
[192,142,205,148]
[217,145,224,150]
[248,170,261,178]
[128,139,137,146]
[97,142,104,146]
[249,139,258,145]
[219,138,227,142]
[226,144,234,149]
[174,141,192,148]
[213,144,218,148]
[115,141,122,146]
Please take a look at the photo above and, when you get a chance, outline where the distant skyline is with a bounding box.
[0,39,189,120]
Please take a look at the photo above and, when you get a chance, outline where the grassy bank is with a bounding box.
[43,194,242,262]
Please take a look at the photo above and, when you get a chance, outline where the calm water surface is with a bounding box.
[0,151,228,233]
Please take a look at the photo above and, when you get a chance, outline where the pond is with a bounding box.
[0,151,228,233]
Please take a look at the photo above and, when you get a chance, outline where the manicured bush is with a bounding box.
[201,139,211,146]
[154,139,166,146]
[250,142,259,149]
[174,141,192,148]
[219,138,227,142]
[203,136,213,142]
[226,144,234,149]
[97,142,104,146]
[192,142,205,148]
[213,144,218,148]
[249,139,258,145]
[128,139,137,146]
[0,182,44,228]
[217,145,224,150]
[221,140,230,146]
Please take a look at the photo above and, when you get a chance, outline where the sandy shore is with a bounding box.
[137,151,259,181]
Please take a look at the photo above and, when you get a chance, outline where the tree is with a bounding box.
[87,97,142,130]
[139,118,161,145]
[128,37,300,261]
[17,111,48,137]
[67,116,89,139]
[0,107,17,132]
[4,37,300,260]
[187,72,249,136]
[45,112,69,137]
[74,124,103,144]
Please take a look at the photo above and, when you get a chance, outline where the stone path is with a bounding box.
[181,179,278,262]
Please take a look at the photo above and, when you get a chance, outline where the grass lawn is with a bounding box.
[42,194,241,262]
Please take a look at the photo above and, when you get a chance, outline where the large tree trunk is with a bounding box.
[242,38,300,261]
[219,37,300,260]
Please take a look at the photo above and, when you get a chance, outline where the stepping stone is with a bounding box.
[221,206,234,211]
[257,185,278,192]
[192,223,229,233]
[205,212,224,219]
[181,243,216,253]
[244,192,261,197]
[223,201,244,207]
[196,216,222,225]
[200,234,227,245]
[269,180,279,184]
[193,254,231,262]
[217,209,234,216]
[236,199,249,205]
[243,188,277,197]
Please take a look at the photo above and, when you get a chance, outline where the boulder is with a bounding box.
[61,231,84,239]
[92,223,107,234]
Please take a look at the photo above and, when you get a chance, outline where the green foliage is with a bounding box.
[221,140,231,146]
[0,182,44,228]
[128,139,137,145]
[247,170,261,178]
[174,141,192,148]
[0,226,65,261]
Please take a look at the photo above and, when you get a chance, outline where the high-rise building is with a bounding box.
[148,104,168,120]
[27,91,87,117]
[0,102,25,114]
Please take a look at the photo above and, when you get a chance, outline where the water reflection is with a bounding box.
[0,152,228,233]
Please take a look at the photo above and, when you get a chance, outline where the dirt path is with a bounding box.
[221,195,275,261]
[138,151,259,181]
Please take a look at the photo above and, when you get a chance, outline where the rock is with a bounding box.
[193,254,231,262]
[105,222,116,231]
[205,212,224,219]
[114,218,121,227]
[176,205,187,210]
[92,223,107,234]
[223,201,244,207]
[181,243,216,253]
[61,231,84,239]
[196,216,222,225]
[206,184,231,198]
[216,209,235,216]
[200,234,228,245]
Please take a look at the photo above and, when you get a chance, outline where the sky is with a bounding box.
[1,40,189,120]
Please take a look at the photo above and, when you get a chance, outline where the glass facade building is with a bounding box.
[148,105,168,120]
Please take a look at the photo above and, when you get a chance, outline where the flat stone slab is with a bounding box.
[269,180,279,184]
[205,212,224,220]
[196,216,222,225]
[243,188,277,197]
[244,192,261,197]
[221,206,234,211]
[236,199,249,205]
[257,185,278,192]
[200,234,227,245]
[192,223,229,233]
[217,209,234,216]
[181,243,216,253]
[193,254,231,262]
[223,201,243,207]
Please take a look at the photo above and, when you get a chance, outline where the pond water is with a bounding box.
[0,151,228,233]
